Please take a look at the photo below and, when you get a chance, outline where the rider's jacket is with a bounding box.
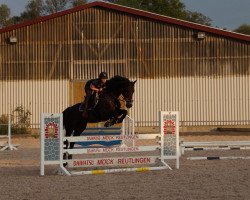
[85,78,106,91]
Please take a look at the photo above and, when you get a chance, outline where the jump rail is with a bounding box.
[188,156,250,160]
[40,111,180,176]
[180,141,250,155]
[74,117,134,148]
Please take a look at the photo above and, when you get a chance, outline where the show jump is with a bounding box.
[40,111,180,176]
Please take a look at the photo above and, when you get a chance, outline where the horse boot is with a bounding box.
[104,117,117,127]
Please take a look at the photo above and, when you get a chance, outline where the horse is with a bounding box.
[63,76,136,149]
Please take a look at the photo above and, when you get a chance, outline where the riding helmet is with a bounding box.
[99,72,108,79]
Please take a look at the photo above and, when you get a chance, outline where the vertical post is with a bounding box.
[175,113,180,169]
[40,114,45,176]
[130,116,135,146]
[8,114,11,150]
[122,115,135,147]
[122,118,125,135]
[160,111,180,170]
[40,113,62,176]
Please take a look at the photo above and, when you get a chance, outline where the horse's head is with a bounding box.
[106,76,137,109]
[121,80,136,108]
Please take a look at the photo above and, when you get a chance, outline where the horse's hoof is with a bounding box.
[64,141,69,149]
[104,121,113,127]
[63,162,68,167]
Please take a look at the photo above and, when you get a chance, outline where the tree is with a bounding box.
[185,11,212,26]
[234,24,250,35]
[10,16,22,25]
[0,4,13,28]
[43,0,70,14]
[112,0,187,19]
[106,0,212,26]
[20,0,44,21]
[71,0,87,7]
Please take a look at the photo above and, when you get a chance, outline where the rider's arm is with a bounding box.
[90,83,100,92]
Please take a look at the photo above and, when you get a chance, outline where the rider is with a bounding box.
[79,72,108,114]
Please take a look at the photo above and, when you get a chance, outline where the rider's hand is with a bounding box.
[99,88,103,92]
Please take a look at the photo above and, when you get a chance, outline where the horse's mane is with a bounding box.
[106,76,131,92]
[108,76,130,85]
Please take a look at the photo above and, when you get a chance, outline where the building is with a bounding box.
[0,1,250,127]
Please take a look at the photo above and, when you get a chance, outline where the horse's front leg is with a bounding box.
[104,109,127,127]
[104,109,120,127]
[116,109,128,123]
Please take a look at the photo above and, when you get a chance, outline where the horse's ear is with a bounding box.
[133,80,137,85]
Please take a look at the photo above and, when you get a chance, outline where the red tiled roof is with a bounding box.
[0,1,249,42]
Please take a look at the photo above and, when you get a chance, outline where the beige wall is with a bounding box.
[132,76,250,126]
[0,80,69,127]
[0,76,249,127]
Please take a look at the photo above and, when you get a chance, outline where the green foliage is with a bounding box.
[185,11,212,26]
[11,16,22,24]
[0,4,13,27]
[0,0,87,27]
[107,0,212,25]
[1,0,212,27]
[113,0,186,19]
[71,0,87,7]
[43,0,70,14]
[13,106,32,128]
[234,24,250,35]
[0,0,87,26]
[0,106,32,135]
[12,105,32,134]
[0,115,8,135]
[20,0,44,21]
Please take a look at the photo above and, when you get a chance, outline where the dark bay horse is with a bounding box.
[63,76,136,149]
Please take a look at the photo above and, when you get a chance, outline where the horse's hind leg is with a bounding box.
[68,120,87,149]
[63,128,74,163]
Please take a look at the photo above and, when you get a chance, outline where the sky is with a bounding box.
[0,0,249,30]
[183,0,250,30]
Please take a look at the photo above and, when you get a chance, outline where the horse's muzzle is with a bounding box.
[125,100,133,108]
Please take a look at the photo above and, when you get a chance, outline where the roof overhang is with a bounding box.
[0,1,249,42]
